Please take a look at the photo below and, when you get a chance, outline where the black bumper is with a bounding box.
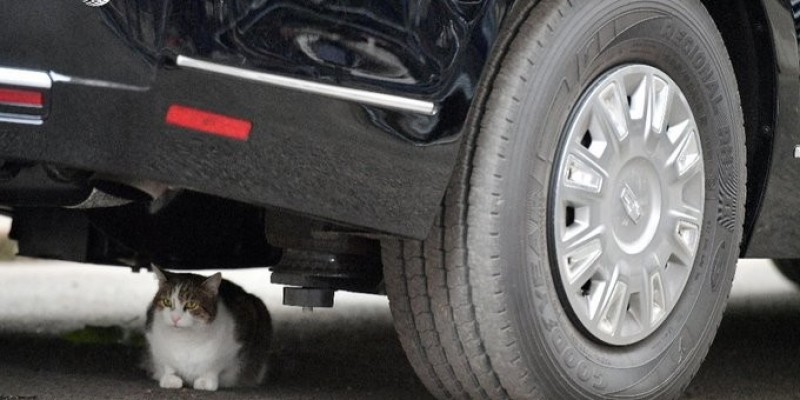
[0,0,509,238]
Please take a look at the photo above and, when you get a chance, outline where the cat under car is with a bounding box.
[143,266,271,391]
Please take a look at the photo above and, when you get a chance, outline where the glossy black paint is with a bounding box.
[744,0,800,257]
[101,0,509,143]
[0,0,514,239]
[160,0,510,143]
[0,1,155,86]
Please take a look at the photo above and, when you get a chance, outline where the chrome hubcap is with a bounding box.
[551,64,704,345]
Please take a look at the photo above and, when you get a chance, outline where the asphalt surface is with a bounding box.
[0,260,430,400]
[0,255,799,399]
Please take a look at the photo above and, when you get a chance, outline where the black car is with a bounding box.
[1,0,798,398]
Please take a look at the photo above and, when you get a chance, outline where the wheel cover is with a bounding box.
[551,64,704,346]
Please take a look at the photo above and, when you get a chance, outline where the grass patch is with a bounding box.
[62,325,146,347]
[0,238,17,261]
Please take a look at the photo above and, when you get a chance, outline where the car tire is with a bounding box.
[382,0,746,399]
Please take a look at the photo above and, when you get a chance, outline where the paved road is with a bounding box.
[0,258,798,399]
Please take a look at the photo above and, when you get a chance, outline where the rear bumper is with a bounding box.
[0,0,508,238]
[0,60,456,238]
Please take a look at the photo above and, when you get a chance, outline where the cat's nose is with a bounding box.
[171,315,181,324]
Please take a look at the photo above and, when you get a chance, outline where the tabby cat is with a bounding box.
[144,267,271,391]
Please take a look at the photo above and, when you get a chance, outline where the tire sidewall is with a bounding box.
[491,0,744,396]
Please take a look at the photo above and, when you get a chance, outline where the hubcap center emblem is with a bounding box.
[620,183,642,224]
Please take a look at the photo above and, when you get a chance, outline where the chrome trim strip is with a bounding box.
[0,66,51,89]
[795,145,800,159]
[0,112,43,126]
[49,72,148,92]
[0,66,49,126]
[176,55,438,116]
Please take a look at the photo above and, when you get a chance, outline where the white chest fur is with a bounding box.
[146,301,242,385]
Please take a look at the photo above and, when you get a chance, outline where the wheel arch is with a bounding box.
[701,0,779,254]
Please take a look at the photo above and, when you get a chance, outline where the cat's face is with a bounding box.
[151,267,222,329]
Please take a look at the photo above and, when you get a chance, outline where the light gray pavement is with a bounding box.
[0,260,431,400]
[0,212,798,399]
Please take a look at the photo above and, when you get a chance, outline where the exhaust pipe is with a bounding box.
[89,174,169,202]
[80,174,178,212]
[69,188,133,209]
[0,164,174,209]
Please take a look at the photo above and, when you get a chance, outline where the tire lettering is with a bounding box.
[709,89,723,116]
[593,371,607,390]
[682,35,698,62]
[553,328,567,353]
[534,287,550,315]
[710,241,727,291]
[662,21,722,115]
[578,362,591,381]
[546,325,606,390]
[564,348,579,368]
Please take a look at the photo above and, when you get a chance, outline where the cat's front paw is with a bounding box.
[159,373,183,389]
[193,375,219,391]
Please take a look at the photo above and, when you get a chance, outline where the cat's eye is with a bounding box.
[185,301,198,310]
[160,298,172,308]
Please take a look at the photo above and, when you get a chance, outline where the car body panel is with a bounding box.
[0,0,512,239]
[742,0,800,257]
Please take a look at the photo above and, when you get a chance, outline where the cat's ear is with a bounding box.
[151,265,169,283]
[202,272,222,295]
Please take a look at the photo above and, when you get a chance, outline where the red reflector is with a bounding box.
[165,105,252,141]
[0,88,44,108]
